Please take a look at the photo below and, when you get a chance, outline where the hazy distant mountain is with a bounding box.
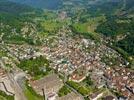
[7,0,62,10]
[0,0,35,14]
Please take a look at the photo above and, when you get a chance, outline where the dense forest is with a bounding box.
[95,17,134,36]
[116,33,134,55]
[93,0,134,57]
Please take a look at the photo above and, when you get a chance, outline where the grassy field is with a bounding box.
[41,20,63,32]
[66,81,94,96]
[71,16,105,41]
[0,95,7,100]
[24,82,43,100]
[0,90,14,100]
[24,88,43,100]
[72,16,105,33]
[58,85,71,97]
[0,50,7,57]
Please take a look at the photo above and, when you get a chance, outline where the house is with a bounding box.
[91,69,105,88]
[89,91,104,100]
[58,11,67,20]
[69,69,87,83]
[69,73,86,83]
[103,95,116,100]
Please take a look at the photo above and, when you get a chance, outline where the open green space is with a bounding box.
[83,75,94,86]
[40,18,70,33]
[0,90,14,100]
[3,35,36,45]
[58,85,71,97]
[72,16,105,33]
[66,81,93,96]
[41,20,62,32]
[0,50,7,57]
[24,82,43,100]
[18,56,52,79]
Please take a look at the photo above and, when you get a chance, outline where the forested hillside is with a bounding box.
[8,0,62,10]
[94,0,134,57]
[0,0,34,14]
[0,0,42,45]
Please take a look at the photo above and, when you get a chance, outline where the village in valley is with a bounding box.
[0,0,134,100]
[0,28,134,100]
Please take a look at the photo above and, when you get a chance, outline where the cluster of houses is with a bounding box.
[104,67,134,99]
[42,35,99,75]
[0,31,133,100]
[6,44,37,60]
[38,34,134,99]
